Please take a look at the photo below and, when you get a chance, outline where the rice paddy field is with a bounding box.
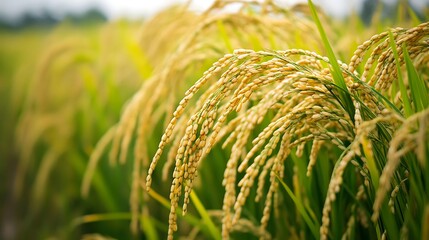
[1,0,429,239]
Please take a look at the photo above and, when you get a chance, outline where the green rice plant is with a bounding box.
[144,4,429,239]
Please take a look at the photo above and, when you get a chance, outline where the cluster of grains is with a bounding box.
[87,2,428,239]
[349,22,429,92]
[107,0,322,171]
[321,22,429,238]
[141,17,429,240]
[343,22,429,235]
[90,0,321,235]
[111,0,321,164]
[319,111,402,240]
[372,109,428,222]
[147,48,358,239]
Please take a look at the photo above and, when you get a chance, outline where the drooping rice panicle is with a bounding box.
[148,47,361,238]
[372,109,429,222]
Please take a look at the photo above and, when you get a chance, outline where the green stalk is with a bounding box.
[147,189,218,238]
[277,175,320,239]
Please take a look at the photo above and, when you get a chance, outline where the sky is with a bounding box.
[0,0,428,21]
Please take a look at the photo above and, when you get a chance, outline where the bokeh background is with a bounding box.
[1,0,428,24]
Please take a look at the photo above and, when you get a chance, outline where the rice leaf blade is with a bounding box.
[308,0,355,121]
[403,45,429,112]
[277,175,320,239]
[388,31,413,117]
[190,190,222,240]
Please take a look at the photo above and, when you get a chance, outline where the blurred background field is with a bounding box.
[1,0,428,240]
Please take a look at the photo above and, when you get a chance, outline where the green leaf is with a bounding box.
[277,175,320,239]
[190,190,222,240]
[308,0,355,121]
[217,20,234,53]
[147,189,217,238]
[362,135,379,189]
[422,205,429,240]
[388,31,413,117]
[72,212,131,227]
[141,213,159,240]
[403,46,429,112]
[406,4,422,26]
